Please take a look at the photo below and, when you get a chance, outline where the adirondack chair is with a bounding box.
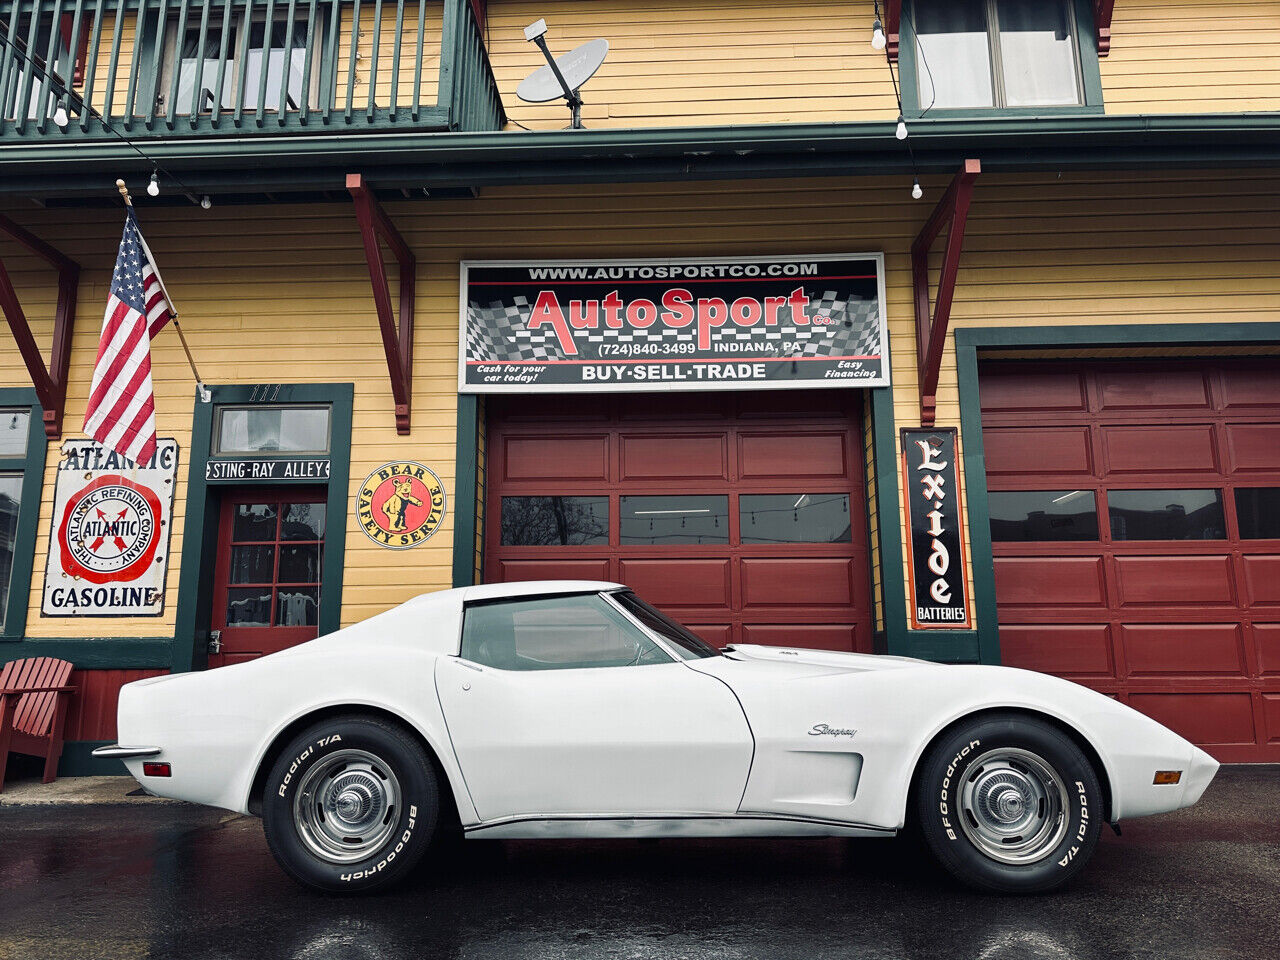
[0,657,76,792]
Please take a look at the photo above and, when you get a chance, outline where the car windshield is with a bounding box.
[610,591,720,660]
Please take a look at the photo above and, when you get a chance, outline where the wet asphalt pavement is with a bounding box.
[1,767,1278,960]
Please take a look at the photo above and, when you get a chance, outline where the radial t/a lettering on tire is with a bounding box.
[262,715,439,893]
[914,713,1102,894]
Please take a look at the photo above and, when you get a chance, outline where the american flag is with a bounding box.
[83,210,174,465]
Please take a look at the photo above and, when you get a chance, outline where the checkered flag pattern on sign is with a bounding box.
[466,290,881,363]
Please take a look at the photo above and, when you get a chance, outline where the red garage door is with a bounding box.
[981,360,1280,762]
[485,391,874,653]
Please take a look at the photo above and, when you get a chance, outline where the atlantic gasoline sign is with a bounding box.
[357,461,447,549]
[42,439,179,618]
[901,429,971,629]
[460,255,889,392]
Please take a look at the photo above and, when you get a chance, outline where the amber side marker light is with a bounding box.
[142,762,171,778]
[1153,771,1182,785]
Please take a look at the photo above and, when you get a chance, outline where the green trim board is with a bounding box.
[897,0,1104,121]
[0,637,172,669]
[5,113,1280,199]
[954,321,1280,669]
[866,387,987,663]
[0,388,47,641]
[171,383,353,674]
[451,394,480,589]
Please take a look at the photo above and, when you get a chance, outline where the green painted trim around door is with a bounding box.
[898,0,1104,120]
[452,395,480,588]
[171,383,353,674]
[0,387,47,642]
[954,321,1280,667]
[867,388,907,656]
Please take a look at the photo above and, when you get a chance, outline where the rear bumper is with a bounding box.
[90,744,162,760]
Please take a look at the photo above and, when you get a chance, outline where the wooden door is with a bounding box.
[210,488,326,668]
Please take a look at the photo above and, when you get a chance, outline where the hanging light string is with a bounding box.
[0,22,209,207]
[872,0,925,199]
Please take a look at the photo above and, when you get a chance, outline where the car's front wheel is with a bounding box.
[914,713,1102,894]
[262,715,439,893]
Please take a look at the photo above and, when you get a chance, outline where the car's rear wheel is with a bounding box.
[914,713,1102,894]
[262,715,438,893]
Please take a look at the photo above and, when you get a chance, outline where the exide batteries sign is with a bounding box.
[459,255,889,392]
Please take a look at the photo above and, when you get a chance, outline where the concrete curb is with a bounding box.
[0,776,184,806]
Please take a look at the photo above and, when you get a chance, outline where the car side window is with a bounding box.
[460,594,673,671]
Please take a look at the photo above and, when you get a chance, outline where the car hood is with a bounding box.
[713,644,939,677]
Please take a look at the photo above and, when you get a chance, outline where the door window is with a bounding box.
[1235,488,1280,539]
[220,498,325,629]
[461,594,672,671]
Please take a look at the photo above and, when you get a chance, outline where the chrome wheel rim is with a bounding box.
[958,747,1070,865]
[293,749,401,864]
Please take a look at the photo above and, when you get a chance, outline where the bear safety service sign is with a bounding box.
[42,439,178,618]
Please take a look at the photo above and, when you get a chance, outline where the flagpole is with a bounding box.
[115,179,211,402]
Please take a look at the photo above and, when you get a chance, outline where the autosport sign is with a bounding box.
[42,439,178,618]
[459,255,888,392]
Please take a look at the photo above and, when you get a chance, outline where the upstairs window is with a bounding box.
[912,0,1087,111]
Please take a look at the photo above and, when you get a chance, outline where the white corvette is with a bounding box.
[96,580,1218,894]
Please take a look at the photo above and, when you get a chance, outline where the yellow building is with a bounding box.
[2,0,1279,771]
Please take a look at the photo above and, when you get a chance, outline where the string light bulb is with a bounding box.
[147,172,160,197]
[871,19,887,51]
[912,178,923,200]
[52,103,68,128]
[200,195,212,210]
[895,117,908,140]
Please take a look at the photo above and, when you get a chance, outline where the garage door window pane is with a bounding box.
[1235,488,1280,539]
[501,497,608,546]
[1108,490,1226,540]
[989,490,1098,541]
[741,494,851,544]
[620,496,728,545]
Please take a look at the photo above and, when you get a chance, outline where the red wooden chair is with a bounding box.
[0,657,76,792]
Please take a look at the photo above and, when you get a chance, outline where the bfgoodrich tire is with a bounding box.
[915,713,1102,894]
[262,715,438,893]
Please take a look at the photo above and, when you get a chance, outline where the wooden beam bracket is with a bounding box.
[347,173,415,435]
[883,0,901,62]
[0,214,80,440]
[912,158,980,428]
[1093,0,1115,56]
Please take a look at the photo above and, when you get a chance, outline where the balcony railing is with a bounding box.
[0,0,504,140]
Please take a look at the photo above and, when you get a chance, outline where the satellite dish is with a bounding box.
[516,27,608,128]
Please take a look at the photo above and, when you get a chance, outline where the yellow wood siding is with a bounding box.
[3,169,1278,637]
[485,0,899,128]
[1101,1,1280,114]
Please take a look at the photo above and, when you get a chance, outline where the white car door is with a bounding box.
[436,593,753,823]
